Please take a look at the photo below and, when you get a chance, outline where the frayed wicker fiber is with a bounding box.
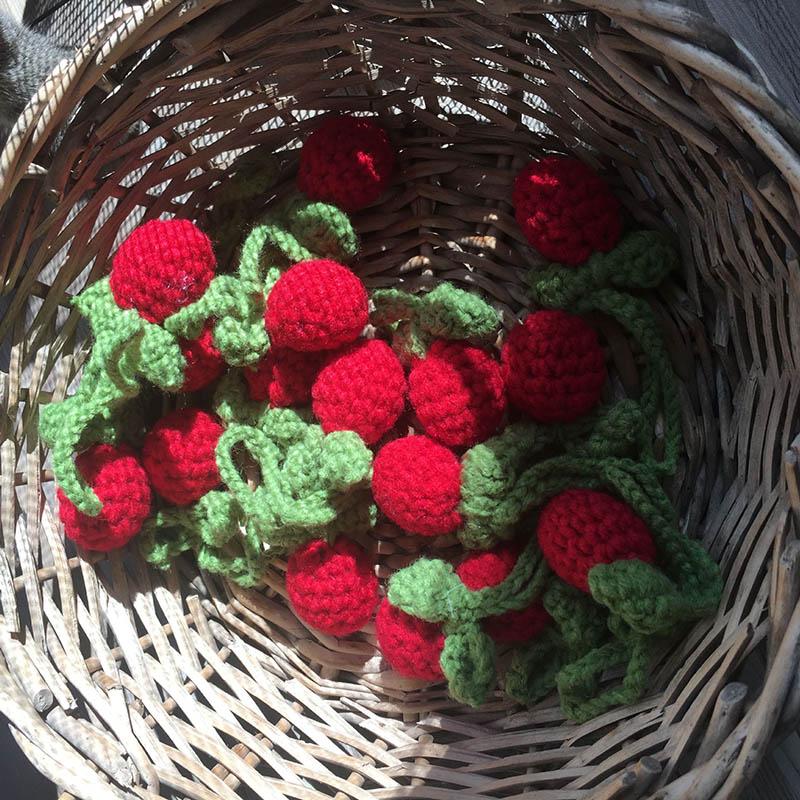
[1,1,800,799]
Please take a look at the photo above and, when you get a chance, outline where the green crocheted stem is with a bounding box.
[504,627,568,706]
[440,621,497,707]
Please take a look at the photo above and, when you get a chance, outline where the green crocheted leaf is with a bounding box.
[505,628,566,705]
[387,558,471,623]
[318,430,373,489]
[139,324,185,391]
[441,622,496,707]
[213,371,265,426]
[371,289,422,327]
[257,406,315,445]
[283,197,359,262]
[213,315,270,367]
[542,580,608,653]
[418,283,500,341]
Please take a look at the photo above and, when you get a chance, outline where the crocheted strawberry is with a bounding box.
[409,340,506,448]
[537,489,657,592]
[456,542,550,643]
[265,259,369,351]
[312,339,406,445]
[513,156,622,265]
[142,408,223,506]
[179,322,225,392]
[244,347,325,407]
[298,115,395,211]
[375,598,444,680]
[502,310,606,423]
[372,435,462,536]
[286,537,378,636]
[110,218,216,323]
[57,444,151,551]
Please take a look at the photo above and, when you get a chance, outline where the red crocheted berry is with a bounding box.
[57,444,151,551]
[372,435,462,536]
[375,599,444,680]
[537,489,657,593]
[142,408,223,506]
[110,219,216,323]
[409,340,506,448]
[298,115,395,211]
[312,339,406,445]
[265,259,368,352]
[502,310,606,423]
[244,348,325,407]
[179,322,225,392]
[456,543,550,643]
[286,538,378,636]
[513,156,622,265]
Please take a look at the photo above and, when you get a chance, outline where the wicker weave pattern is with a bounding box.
[1,2,800,798]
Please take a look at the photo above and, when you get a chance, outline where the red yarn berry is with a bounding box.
[57,444,151,551]
[375,599,444,680]
[245,348,325,407]
[372,435,462,536]
[297,115,395,211]
[537,489,658,593]
[142,408,223,506]
[265,259,368,352]
[513,156,622,265]
[110,218,216,323]
[502,310,606,423]
[179,322,225,392]
[456,543,550,643]
[409,340,506,448]
[286,538,378,636]
[312,339,406,445]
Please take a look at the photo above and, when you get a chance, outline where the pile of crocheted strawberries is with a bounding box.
[41,115,722,721]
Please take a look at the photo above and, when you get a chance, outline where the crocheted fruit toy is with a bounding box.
[502,310,606,423]
[244,347,325,407]
[286,537,378,636]
[142,408,223,506]
[513,156,622,265]
[312,338,406,445]
[537,489,657,592]
[57,444,151,551]
[265,259,369,351]
[372,435,462,536]
[375,598,445,680]
[409,340,506,448]
[456,542,550,643]
[297,115,395,212]
[179,322,225,392]
[109,218,216,323]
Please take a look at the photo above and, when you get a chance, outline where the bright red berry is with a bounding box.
[142,408,223,506]
[298,115,395,211]
[110,219,216,323]
[312,339,406,445]
[286,538,378,636]
[265,259,368,352]
[179,322,225,392]
[502,310,606,423]
[244,347,325,407]
[57,444,151,551]
[537,489,657,592]
[375,599,444,680]
[372,435,462,536]
[513,156,622,265]
[409,340,506,448]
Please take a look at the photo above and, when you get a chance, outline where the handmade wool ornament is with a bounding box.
[456,542,550,643]
[513,156,622,265]
[109,218,216,323]
[502,309,606,423]
[375,598,445,680]
[286,537,378,635]
[409,339,506,448]
[537,488,657,592]
[372,435,462,536]
[244,347,325,407]
[265,259,369,351]
[312,338,406,445]
[142,408,223,506]
[297,115,395,212]
[179,322,226,392]
[57,444,151,551]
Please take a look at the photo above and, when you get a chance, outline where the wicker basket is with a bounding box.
[1,1,800,798]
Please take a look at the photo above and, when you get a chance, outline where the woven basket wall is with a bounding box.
[1,1,800,799]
